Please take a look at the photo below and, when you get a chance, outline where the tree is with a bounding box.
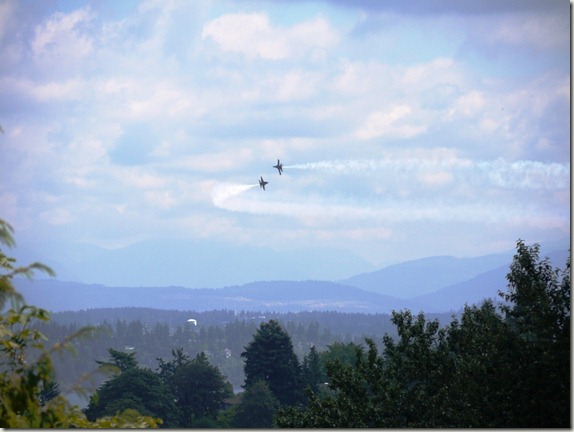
[38,381,61,407]
[277,338,387,428]
[170,352,233,427]
[301,345,326,394]
[84,365,179,427]
[0,217,159,428]
[156,347,190,384]
[241,320,303,406]
[96,347,138,373]
[277,241,571,428]
[496,240,570,427]
[233,380,278,428]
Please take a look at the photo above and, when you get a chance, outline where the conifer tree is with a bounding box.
[241,320,303,406]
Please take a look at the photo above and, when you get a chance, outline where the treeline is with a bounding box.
[78,331,363,428]
[1,213,570,428]
[79,240,571,428]
[37,309,414,392]
[276,241,571,427]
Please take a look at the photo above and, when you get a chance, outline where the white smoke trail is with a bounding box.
[284,158,469,172]
[473,159,569,190]
[285,158,569,190]
[211,183,258,207]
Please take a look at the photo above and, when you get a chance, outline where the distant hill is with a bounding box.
[13,239,375,288]
[411,248,570,312]
[340,244,569,299]
[12,243,569,315]
[339,253,515,299]
[14,279,421,314]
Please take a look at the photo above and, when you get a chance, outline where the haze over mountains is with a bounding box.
[13,237,569,315]
[14,239,375,288]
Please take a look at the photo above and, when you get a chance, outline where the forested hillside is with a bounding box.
[1,216,570,428]
[38,308,455,393]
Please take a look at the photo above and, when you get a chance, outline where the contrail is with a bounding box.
[473,159,569,190]
[284,158,569,190]
[284,159,467,172]
[211,183,258,207]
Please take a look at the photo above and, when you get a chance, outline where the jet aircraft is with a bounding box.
[273,159,283,175]
[259,176,268,190]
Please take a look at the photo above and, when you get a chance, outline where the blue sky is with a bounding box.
[0,0,570,268]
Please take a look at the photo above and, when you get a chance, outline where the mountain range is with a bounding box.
[13,239,375,288]
[12,238,569,315]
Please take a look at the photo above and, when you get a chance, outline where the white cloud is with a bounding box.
[172,147,255,173]
[0,1,568,269]
[333,61,392,95]
[0,76,86,102]
[144,190,177,209]
[418,171,453,187]
[126,83,195,120]
[39,208,74,226]
[32,7,95,60]
[271,70,320,101]
[355,105,427,139]
[212,186,564,231]
[201,12,338,60]
[121,171,168,190]
[449,90,485,117]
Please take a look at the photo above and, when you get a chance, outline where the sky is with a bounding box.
[0,0,570,269]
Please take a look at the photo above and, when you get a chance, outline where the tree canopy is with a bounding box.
[170,352,233,427]
[277,241,571,428]
[84,361,179,427]
[233,379,277,428]
[241,319,303,406]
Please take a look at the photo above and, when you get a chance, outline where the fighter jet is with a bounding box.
[273,159,283,175]
[259,176,268,190]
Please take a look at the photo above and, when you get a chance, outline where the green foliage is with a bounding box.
[86,347,235,428]
[277,240,571,428]
[85,355,178,427]
[39,309,392,394]
[301,345,326,394]
[0,217,159,428]
[170,352,233,427]
[38,380,61,406]
[0,219,55,311]
[233,379,278,428]
[156,347,190,383]
[242,319,303,406]
[97,347,139,373]
[70,406,162,428]
[318,340,364,367]
[496,240,571,426]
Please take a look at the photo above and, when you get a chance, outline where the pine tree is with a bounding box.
[241,320,303,406]
[301,345,325,393]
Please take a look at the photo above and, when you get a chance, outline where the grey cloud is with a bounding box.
[325,0,566,15]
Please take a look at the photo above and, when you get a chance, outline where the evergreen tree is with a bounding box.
[241,320,303,406]
[38,381,61,407]
[96,347,138,373]
[156,347,191,385]
[171,352,233,427]
[233,380,278,428]
[301,345,325,394]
